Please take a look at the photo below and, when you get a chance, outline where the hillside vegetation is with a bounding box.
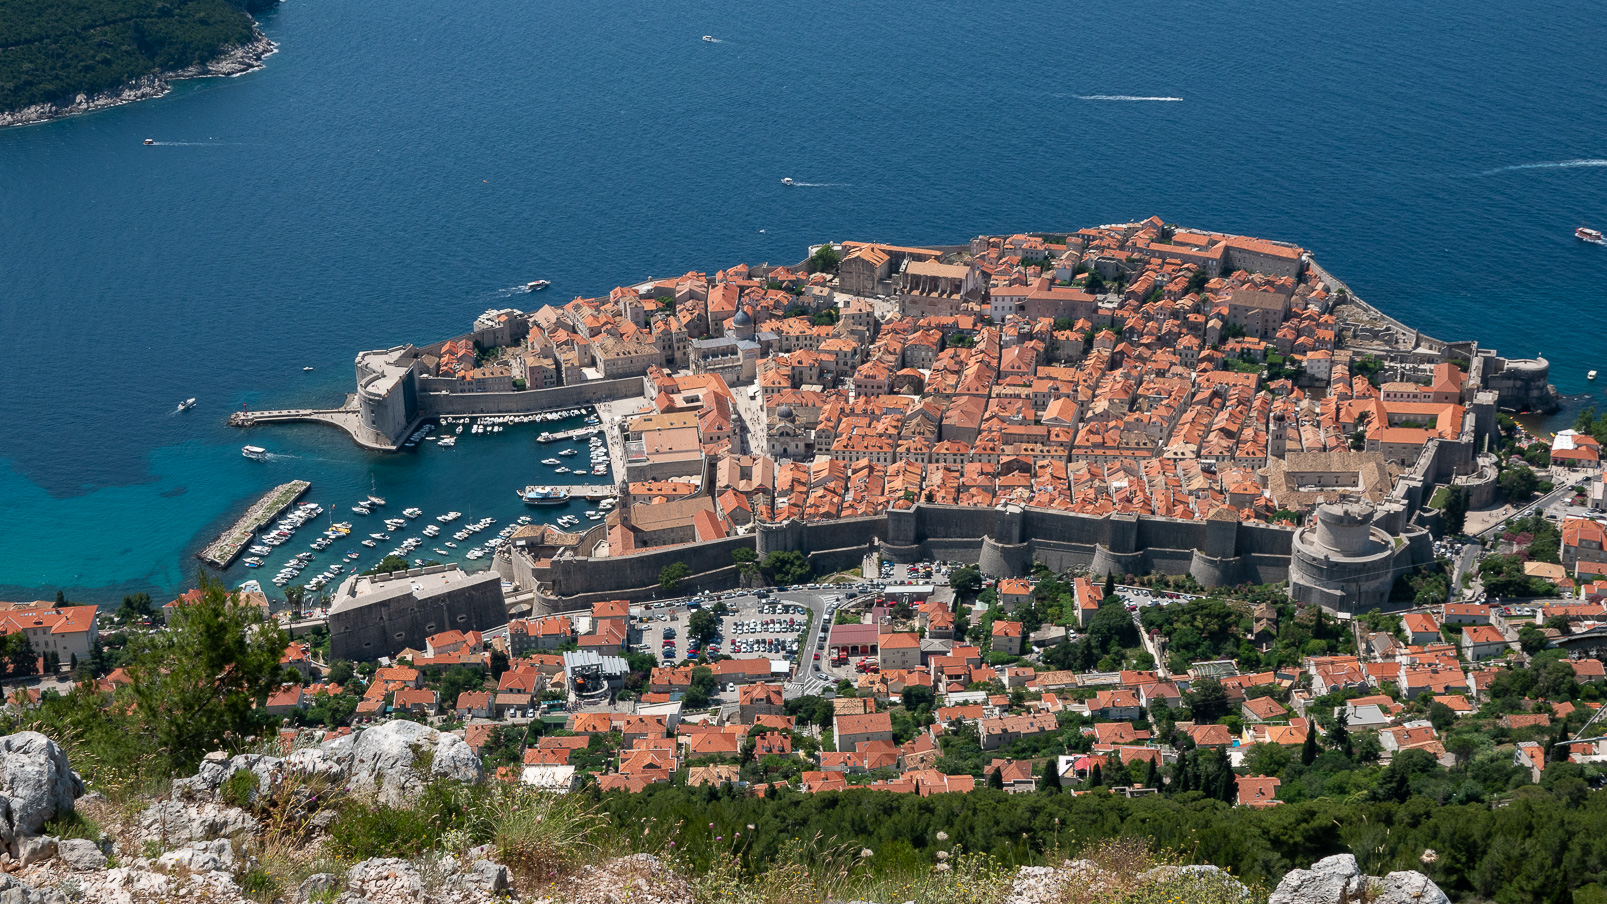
[0,0,260,113]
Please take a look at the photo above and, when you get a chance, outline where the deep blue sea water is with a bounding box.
[2,0,1606,604]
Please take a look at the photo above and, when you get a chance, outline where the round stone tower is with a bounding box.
[1288,500,1400,613]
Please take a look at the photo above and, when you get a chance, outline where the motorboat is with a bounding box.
[352,504,371,515]
[1578,225,1605,244]
[1591,370,1599,381]
[521,485,571,506]
[403,507,422,518]
[541,458,562,466]
[177,398,196,412]
[781,177,794,186]
[143,138,154,146]
[242,445,268,460]
[361,539,377,548]
[243,558,263,567]
[554,466,570,474]
[248,545,272,556]
[702,35,715,42]
[526,279,550,291]
[303,366,314,372]
[558,448,577,456]
[445,541,457,548]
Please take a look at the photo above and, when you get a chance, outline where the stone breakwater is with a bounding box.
[0,32,276,129]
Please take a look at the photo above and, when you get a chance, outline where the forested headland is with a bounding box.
[0,0,270,114]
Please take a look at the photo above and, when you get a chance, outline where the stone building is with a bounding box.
[329,565,506,661]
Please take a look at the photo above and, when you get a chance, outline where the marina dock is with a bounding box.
[199,480,311,568]
[535,484,618,501]
[538,425,605,443]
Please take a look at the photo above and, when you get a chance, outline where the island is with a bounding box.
[0,0,275,127]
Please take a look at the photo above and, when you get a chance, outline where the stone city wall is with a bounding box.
[418,377,644,418]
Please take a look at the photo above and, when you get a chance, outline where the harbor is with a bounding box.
[198,480,311,568]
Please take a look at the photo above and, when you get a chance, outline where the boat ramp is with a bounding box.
[199,480,311,568]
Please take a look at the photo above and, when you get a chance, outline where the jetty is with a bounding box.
[199,480,311,568]
[536,426,604,443]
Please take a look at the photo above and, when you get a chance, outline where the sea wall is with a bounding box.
[418,378,644,418]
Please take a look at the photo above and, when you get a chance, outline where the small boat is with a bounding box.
[243,558,263,567]
[367,494,386,507]
[361,539,377,548]
[352,504,371,515]
[525,279,550,291]
[702,35,715,42]
[781,177,794,186]
[143,138,154,146]
[403,507,422,518]
[558,448,577,456]
[541,458,562,466]
[177,398,196,412]
[242,445,268,460]
[445,541,457,548]
[303,366,314,372]
[1578,225,1605,244]
[1591,370,1599,380]
[554,466,570,474]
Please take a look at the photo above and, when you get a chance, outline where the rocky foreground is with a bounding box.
[0,724,1454,903]
[0,33,276,129]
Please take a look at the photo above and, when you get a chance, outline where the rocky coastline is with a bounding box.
[0,31,276,129]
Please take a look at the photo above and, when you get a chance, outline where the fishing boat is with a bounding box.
[520,485,571,506]
[242,445,268,460]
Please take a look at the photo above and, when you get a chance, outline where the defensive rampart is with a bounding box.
[514,503,1302,608]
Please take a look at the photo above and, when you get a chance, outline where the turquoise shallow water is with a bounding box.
[1,0,1605,603]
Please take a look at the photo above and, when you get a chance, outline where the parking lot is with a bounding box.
[631,591,810,670]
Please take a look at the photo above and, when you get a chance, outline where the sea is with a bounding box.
[2,0,1605,606]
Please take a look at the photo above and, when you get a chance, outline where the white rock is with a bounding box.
[138,799,258,845]
[469,859,508,892]
[14,835,55,868]
[157,839,236,874]
[0,733,82,855]
[1376,871,1452,904]
[1270,854,1363,904]
[57,837,106,871]
[343,721,482,806]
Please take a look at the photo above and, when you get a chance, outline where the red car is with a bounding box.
[813,653,820,661]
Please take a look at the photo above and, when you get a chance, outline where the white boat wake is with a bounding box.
[787,181,848,187]
[1481,158,1607,175]
[1074,95,1182,102]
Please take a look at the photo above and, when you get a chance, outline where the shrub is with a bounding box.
[219,770,259,810]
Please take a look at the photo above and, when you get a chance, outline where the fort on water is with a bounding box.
[245,219,1560,652]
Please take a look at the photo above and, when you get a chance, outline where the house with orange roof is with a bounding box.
[1563,518,1607,572]
[455,691,494,720]
[990,620,1024,656]
[836,712,894,753]
[1235,775,1282,808]
[0,603,98,662]
[1402,612,1440,646]
[879,632,923,671]
[1461,625,1510,661]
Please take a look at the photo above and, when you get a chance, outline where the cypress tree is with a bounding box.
[988,767,1005,790]
[1302,723,1319,765]
[1144,757,1161,790]
[1042,759,1062,793]
[1089,763,1103,787]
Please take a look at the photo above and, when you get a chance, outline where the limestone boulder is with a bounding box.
[57,837,106,871]
[344,721,482,806]
[157,839,236,875]
[1376,871,1452,904]
[138,799,258,845]
[0,733,82,854]
[1270,855,1364,904]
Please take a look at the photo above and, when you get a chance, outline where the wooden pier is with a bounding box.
[199,480,311,568]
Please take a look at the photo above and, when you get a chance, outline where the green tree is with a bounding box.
[362,555,410,576]
[688,610,720,650]
[1301,722,1318,765]
[808,244,841,274]
[124,575,289,772]
[1042,759,1062,793]
[683,666,716,709]
[489,649,510,679]
[762,551,811,586]
[437,666,484,709]
[326,659,355,686]
[948,566,983,596]
[116,593,154,622]
[1442,485,1469,534]
[1499,465,1540,502]
[659,561,692,593]
[988,767,1005,789]
[1184,678,1230,722]
[1519,625,1550,654]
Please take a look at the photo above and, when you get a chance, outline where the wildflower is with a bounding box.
[936,831,949,842]
[936,851,949,862]
[1421,849,1439,865]
[860,848,874,859]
